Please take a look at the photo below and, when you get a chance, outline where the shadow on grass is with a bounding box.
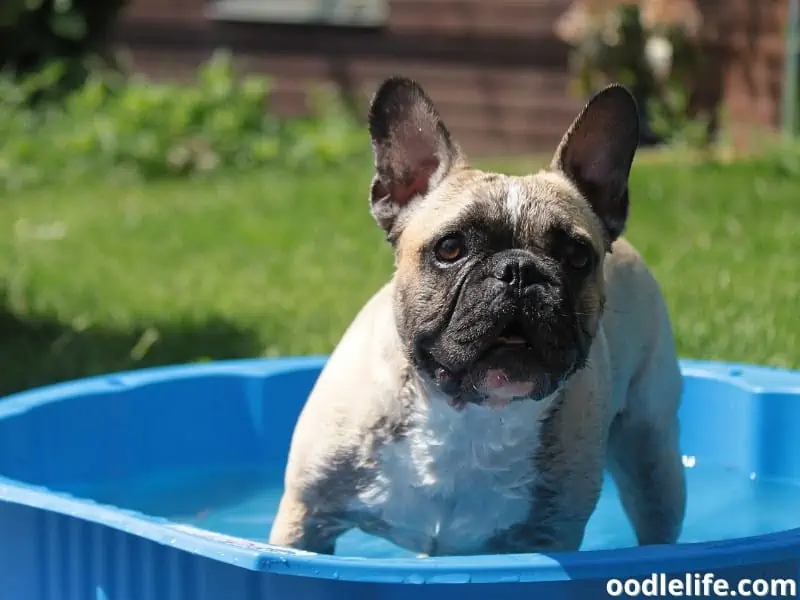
[0,306,263,397]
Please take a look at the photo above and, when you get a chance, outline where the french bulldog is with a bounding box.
[269,77,686,557]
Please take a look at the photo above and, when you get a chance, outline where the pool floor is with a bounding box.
[71,464,800,559]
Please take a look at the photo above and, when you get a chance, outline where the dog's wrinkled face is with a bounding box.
[393,171,607,409]
[367,78,640,409]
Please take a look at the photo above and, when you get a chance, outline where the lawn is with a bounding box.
[0,157,797,396]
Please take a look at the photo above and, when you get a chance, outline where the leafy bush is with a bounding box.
[554,0,714,149]
[0,51,368,191]
[0,0,126,93]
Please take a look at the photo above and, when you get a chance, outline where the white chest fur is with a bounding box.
[350,394,549,555]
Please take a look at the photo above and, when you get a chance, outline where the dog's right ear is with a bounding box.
[368,77,464,239]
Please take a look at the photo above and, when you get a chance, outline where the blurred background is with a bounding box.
[0,0,797,397]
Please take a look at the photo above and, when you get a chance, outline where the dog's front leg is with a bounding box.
[482,491,598,555]
[269,491,348,555]
[482,470,603,555]
[483,520,581,555]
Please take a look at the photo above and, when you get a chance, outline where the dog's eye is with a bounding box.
[565,240,592,270]
[434,234,466,262]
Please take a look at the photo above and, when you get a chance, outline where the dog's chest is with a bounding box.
[351,398,545,555]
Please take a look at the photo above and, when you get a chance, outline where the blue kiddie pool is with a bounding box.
[1,356,800,600]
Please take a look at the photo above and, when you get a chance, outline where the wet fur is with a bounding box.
[269,79,686,556]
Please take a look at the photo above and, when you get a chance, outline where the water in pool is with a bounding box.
[79,464,800,558]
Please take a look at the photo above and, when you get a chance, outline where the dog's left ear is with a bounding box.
[551,84,640,244]
[368,76,465,239]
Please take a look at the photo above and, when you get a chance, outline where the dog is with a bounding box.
[269,77,686,557]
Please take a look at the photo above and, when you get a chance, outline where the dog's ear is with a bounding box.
[550,84,640,245]
[368,76,464,239]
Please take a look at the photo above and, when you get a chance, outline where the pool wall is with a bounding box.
[1,357,800,600]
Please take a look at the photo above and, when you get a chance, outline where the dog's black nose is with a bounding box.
[492,253,543,291]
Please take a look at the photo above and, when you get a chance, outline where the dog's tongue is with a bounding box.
[435,366,532,410]
[485,368,512,389]
[482,369,535,408]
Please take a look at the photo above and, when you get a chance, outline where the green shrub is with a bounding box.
[0,0,127,93]
[0,51,368,191]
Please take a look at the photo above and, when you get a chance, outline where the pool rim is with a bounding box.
[1,355,799,584]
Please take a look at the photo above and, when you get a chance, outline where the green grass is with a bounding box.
[0,157,797,396]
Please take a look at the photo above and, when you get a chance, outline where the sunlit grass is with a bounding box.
[0,157,797,396]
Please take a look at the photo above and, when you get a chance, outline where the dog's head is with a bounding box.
[367,77,639,409]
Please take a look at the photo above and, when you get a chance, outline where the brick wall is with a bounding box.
[110,0,787,156]
[699,0,786,132]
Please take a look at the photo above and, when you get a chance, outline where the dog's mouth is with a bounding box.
[424,319,533,378]
[491,319,531,349]
[421,318,558,410]
[429,359,555,411]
